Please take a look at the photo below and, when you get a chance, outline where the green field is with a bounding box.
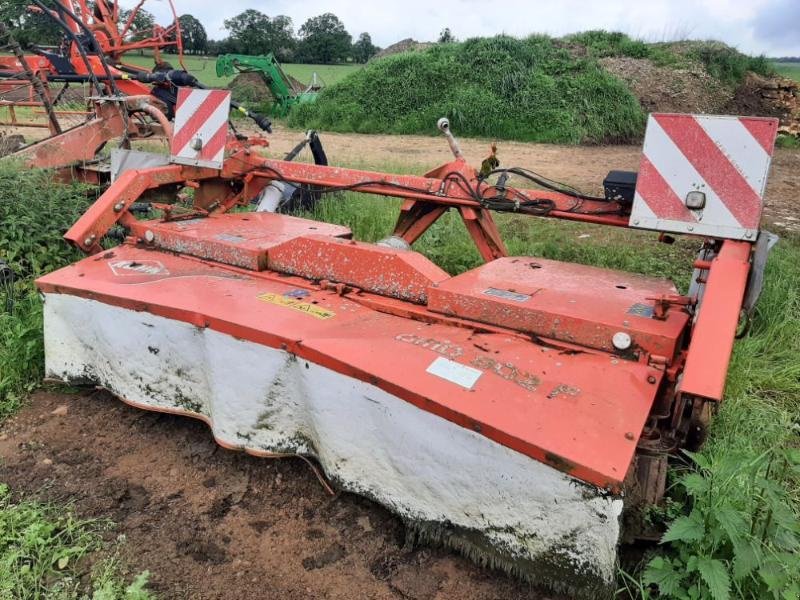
[773,61,800,81]
[123,53,361,88]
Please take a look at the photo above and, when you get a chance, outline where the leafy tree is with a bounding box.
[438,27,456,43]
[222,9,295,60]
[269,15,296,61]
[223,9,271,55]
[119,7,155,42]
[175,14,207,55]
[352,32,378,63]
[297,13,352,64]
[0,4,62,47]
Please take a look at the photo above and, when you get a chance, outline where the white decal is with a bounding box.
[426,357,482,390]
[109,260,168,276]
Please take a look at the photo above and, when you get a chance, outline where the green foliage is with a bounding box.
[775,134,800,149]
[176,14,208,56]
[0,484,153,599]
[643,447,800,599]
[0,162,96,416]
[565,30,651,59]
[296,13,352,64]
[352,32,378,64]
[686,42,775,84]
[222,10,296,62]
[290,35,646,144]
[0,4,62,48]
[640,239,800,599]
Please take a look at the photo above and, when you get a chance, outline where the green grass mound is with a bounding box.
[288,35,647,144]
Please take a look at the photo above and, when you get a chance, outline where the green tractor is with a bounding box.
[215,53,321,117]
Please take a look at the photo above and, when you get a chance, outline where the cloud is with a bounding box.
[132,0,799,56]
[753,0,800,55]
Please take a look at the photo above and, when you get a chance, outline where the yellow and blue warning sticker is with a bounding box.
[257,291,335,320]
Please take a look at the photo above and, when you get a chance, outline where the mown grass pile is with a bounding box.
[289,35,647,144]
[566,31,774,84]
[289,32,775,144]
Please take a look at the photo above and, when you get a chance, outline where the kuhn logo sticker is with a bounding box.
[109,260,168,276]
[257,292,335,320]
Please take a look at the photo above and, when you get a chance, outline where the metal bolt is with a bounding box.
[687,225,694,232]
[625,432,635,441]
[633,219,640,225]
[144,230,155,243]
[744,231,753,239]
[647,375,657,384]
[83,235,96,247]
[113,201,124,212]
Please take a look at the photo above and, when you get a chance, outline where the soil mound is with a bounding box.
[372,38,434,61]
[599,56,732,114]
[728,73,800,136]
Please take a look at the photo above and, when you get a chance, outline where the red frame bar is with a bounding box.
[680,240,752,401]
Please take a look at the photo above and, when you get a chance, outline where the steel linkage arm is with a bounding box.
[65,163,210,253]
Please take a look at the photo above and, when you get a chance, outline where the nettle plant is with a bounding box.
[644,445,800,600]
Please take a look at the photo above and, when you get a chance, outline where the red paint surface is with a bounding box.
[429,256,689,359]
[37,239,667,491]
[680,240,752,401]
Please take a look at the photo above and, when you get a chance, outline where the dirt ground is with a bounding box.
[0,390,559,600]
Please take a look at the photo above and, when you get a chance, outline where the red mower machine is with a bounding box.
[35,88,779,597]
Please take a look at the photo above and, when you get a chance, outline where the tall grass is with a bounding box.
[289,35,647,144]
[0,162,96,416]
[638,241,800,599]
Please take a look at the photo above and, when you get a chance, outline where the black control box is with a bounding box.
[603,170,638,204]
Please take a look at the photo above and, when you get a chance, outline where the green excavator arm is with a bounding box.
[215,54,319,117]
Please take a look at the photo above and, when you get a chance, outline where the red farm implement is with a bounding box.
[34,89,780,597]
[0,1,272,179]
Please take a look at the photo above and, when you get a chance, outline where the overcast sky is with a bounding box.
[138,0,800,56]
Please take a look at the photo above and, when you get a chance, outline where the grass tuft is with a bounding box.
[0,484,153,599]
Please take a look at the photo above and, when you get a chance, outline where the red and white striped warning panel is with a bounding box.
[630,113,779,240]
[170,88,231,170]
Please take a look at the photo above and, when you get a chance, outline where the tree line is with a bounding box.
[1,4,381,64]
[210,10,379,64]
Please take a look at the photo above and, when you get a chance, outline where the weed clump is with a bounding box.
[0,162,96,415]
[289,35,646,144]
